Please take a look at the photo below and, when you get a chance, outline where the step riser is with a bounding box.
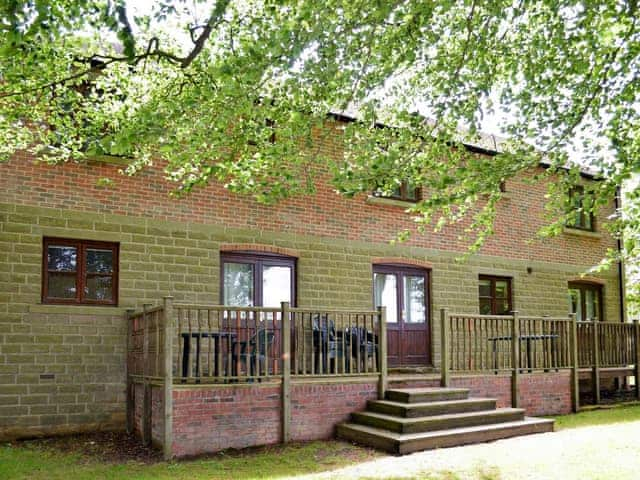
[336,424,397,453]
[368,399,497,418]
[352,410,525,434]
[336,420,554,455]
[386,391,469,403]
[398,421,553,454]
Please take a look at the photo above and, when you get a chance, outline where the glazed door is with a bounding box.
[373,265,430,366]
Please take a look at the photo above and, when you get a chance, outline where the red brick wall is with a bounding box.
[163,373,570,458]
[290,382,378,441]
[169,381,378,457]
[390,373,571,416]
[0,121,616,266]
[171,385,282,458]
[518,372,572,415]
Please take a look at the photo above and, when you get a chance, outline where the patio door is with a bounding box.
[373,265,430,366]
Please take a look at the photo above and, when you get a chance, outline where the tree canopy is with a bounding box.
[1,1,638,286]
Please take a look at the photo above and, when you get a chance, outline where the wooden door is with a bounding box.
[373,265,430,366]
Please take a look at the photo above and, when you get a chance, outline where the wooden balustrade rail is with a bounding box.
[440,309,640,412]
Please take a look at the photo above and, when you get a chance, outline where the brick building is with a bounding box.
[0,117,626,454]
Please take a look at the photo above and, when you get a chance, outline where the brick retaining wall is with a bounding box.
[158,372,571,458]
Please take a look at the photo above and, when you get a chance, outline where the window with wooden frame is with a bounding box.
[373,181,421,202]
[221,252,296,307]
[42,238,119,305]
[568,281,603,322]
[478,275,512,315]
[566,186,595,231]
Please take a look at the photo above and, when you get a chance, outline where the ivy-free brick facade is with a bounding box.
[0,117,624,444]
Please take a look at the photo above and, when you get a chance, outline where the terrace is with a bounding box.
[126,297,640,459]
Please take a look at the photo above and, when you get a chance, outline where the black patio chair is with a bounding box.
[350,326,377,372]
[312,314,351,373]
[232,328,275,379]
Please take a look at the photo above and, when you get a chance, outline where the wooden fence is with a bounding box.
[440,309,640,411]
[126,297,387,459]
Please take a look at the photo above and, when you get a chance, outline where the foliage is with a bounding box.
[1,1,638,264]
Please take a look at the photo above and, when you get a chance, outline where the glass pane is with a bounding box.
[223,262,254,306]
[479,298,492,315]
[85,276,113,301]
[585,289,599,321]
[496,298,511,315]
[404,275,425,323]
[48,273,76,298]
[374,273,398,323]
[405,184,418,201]
[86,248,113,274]
[479,279,491,298]
[568,288,582,321]
[47,246,77,272]
[262,265,291,308]
[495,280,508,298]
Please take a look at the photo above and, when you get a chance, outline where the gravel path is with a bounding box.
[297,421,640,480]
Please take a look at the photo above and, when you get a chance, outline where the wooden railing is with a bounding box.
[441,309,640,411]
[126,297,387,457]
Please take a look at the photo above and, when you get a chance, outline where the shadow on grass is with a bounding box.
[0,438,382,480]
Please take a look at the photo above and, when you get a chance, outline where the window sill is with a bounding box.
[365,195,417,209]
[30,304,125,315]
[562,227,601,239]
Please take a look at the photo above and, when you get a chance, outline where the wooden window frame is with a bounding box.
[568,281,603,322]
[220,251,296,307]
[478,275,513,315]
[373,181,421,203]
[566,186,596,232]
[42,237,119,306]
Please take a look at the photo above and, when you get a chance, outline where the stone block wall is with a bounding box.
[0,118,621,439]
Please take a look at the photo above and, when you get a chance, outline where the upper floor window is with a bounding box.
[566,186,595,231]
[42,237,119,305]
[479,275,512,315]
[374,181,421,202]
[221,252,295,307]
[568,281,602,321]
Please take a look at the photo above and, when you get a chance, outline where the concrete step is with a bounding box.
[368,398,497,418]
[352,408,525,434]
[385,387,469,403]
[337,417,555,454]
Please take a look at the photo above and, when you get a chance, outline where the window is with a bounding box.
[221,252,295,307]
[373,181,420,202]
[566,186,595,231]
[478,275,512,315]
[42,238,119,305]
[568,282,603,321]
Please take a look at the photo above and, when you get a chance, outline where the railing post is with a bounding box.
[591,320,601,404]
[377,306,388,399]
[634,320,640,400]
[569,313,579,412]
[142,303,152,446]
[281,302,291,443]
[440,308,450,387]
[162,296,174,460]
[511,311,520,408]
[125,308,135,434]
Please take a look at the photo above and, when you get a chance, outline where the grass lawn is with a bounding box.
[552,401,640,430]
[3,404,640,480]
[0,439,380,480]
